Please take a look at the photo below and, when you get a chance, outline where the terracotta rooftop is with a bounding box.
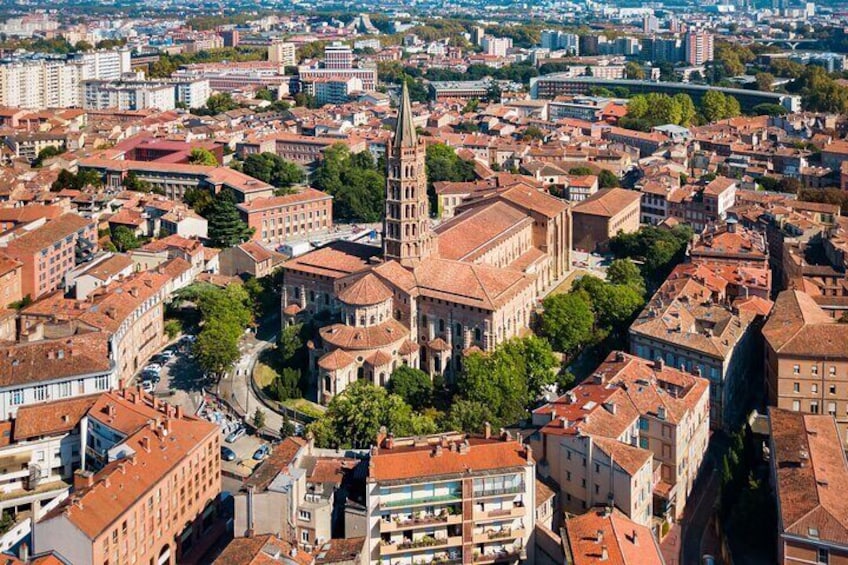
[284,241,379,280]
[762,290,848,358]
[0,333,111,388]
[336,273,392,306]
[319,318,408,352]
[2,213,92,255]
[572,188,640,218]
[14,395,99,441]
[563,507,664,565]
[369,436,529,483]
[243,437,307,492]
[770,408,848,547]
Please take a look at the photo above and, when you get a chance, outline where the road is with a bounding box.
[217,315,285,431]
[681,468,719,565]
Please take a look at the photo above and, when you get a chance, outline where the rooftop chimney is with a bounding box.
[141,436,151,452]
[484,421,492,439]
[596,529,604,543]
[73,469,94,491]
[601,546,609,561]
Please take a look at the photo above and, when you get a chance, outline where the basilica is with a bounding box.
[281,84,573,404]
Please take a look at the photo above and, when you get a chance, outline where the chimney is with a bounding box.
[18,543,28,562]
[615,351,625,362]
[73,469,94,491]
[141,436,151,452]
[596,529,604,543]
[128,287,138,298]
[484,421,492,439]
[433,445,443,457]
[175,405,184,419]
[655,357,664,371]
[601,546,609,561]
[657,406,666,420]
[632,530,638,545]
[162,419,172,436]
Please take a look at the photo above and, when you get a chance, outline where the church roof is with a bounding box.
[393,81,417,150]
[337,273,393,306]
[317,349,355,371]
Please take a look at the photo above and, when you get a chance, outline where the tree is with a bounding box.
[457,349,532,428]
[308,380,434,449]
[111,226,141,252]
[388,366,434,410]
[311,144,385,222]
[206,191,253,248]
[701,90,740,123]
[280,414,296,438]
[51,169,103,191]
[425,143,476,212]
[498,336,559,398]
[597,169,620,189]
[752,103,788,116]
[193,319,241,375]
[268,367,302,402]
[625,61,645,80]
[184,187,214,216]
[674,93,697,127]
[606,259,645,292]
[568,166,595,176]
[204,92,238,115]
[754,72,776,92]
[188,147,219,166]
[123,171,153,193]
[522,125,546,141]
[243,152,305,192]
[252,408,266,430]
[540,292,595,355]
[32,145,61,167]
[444,399,493,434]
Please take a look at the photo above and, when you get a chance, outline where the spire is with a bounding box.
[393,81,418,149]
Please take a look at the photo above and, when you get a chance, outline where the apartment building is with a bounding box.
[689,219,768,269]
[236,188,333,245]
[763,290,848,446]
[35,389,221,565]
[532,351,709,526]
[20,266,181,384]
[562,507,665,565]
[219,241,281,279]
[234,436,358,550]
[768,408,848,565]
[82,80,177,111]
[0,332,113,421]
[237,134,367,166]
[366,431,535,565]
[630,266,757,431]
[684,32,714,66]
[0,395,98,523]
[1,213,97,300]
[571,188,641,252]
[268,41,296,68]
[0,253,22,307]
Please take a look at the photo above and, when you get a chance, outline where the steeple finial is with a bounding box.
[393,81,418,149]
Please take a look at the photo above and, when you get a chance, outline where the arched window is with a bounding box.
[439,319,445,332]
[370,315,376,325]
[475,327,482,342]
[324,375,332,392]
[357,367,365,380]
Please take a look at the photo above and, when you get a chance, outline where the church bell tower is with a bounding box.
[384,82,433,266]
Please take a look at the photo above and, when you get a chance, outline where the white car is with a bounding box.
[141,380,155,393]
[142,364,162,374]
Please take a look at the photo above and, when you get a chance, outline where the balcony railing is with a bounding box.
[380,536,462,556]
[472,504,525,522]
[473,485,524,498]
[380,512,462,532]
[381,492,463,509]
[473,549,523,564]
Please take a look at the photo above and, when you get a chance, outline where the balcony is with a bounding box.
[380,512,462,532]
[380,535,462,556]
[472,505,525,522]
[380,491,463,509]
[472,485,524,499]
[472,528,525,544]
[473,549,524,564]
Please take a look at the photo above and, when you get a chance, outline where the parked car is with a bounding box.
[221,447,237,462]
[226,427,246,443]
[159,349,176,360]
[252,444,271,461]
[141,380,155,393]
[141,370,160,382]
[142,364,162,374]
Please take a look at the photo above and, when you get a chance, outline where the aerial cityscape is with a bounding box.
[0,0,844,563]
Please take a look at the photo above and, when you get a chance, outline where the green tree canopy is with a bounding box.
[308,380,437,449]
[111,226,141,252]
[206,191,253,248]
[540,292,595,355]
[311,144,385,222]
[32,145,61,167]
[188,147,219,166]
[243,152,305,192]
[425,143,477,214]
[388,365,434,411]
[606,258,645,292]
